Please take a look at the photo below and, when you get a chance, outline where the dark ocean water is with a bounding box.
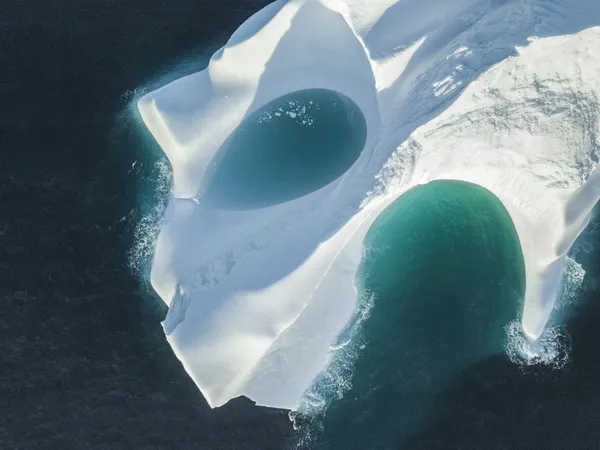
[4,1,600,449]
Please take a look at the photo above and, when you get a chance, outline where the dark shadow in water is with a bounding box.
[403,203,600,450]
[203,89,367,210]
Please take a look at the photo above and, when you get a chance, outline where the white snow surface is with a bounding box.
[138,0,600,409]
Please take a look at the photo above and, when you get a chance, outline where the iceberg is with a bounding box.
[138,0,600,409]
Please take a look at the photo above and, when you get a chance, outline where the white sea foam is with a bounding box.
[556,256,586,310]
[505,320,571,370]
[129,157,172,274]
[294,291,373,415]
[505,255,584,369]
[289,292,374,448]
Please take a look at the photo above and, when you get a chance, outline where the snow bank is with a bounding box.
[138,0,600,409]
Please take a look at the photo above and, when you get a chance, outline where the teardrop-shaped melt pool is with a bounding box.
[203,88,367,209]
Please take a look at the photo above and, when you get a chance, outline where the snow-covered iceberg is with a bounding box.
[138,0,600,409]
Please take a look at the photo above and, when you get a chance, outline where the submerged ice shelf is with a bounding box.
[138,0,600,409]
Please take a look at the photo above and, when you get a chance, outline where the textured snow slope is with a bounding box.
[138,0,600,408]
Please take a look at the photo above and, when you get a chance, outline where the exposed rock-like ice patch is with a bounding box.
[138,0,600,408]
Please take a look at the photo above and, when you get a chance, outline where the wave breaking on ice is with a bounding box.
[505,256,585,369]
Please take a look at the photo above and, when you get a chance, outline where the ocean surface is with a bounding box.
[4,1,600,449]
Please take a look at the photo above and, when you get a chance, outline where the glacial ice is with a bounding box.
[138,0,600,409]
